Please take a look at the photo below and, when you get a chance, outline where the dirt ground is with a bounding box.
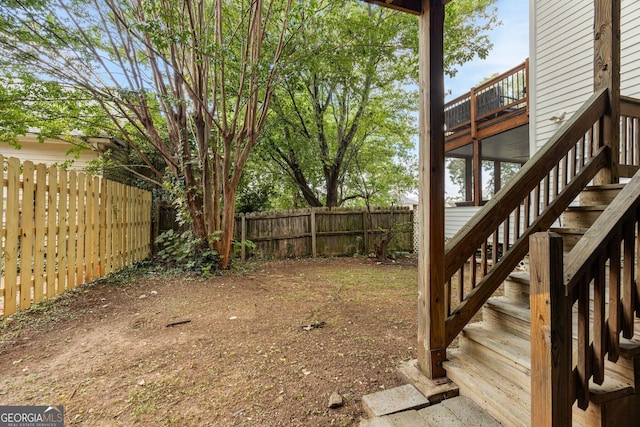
[0,257,419,426]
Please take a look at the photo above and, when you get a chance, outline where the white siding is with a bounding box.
[0,134,99,171]
[531,0,640,153]
[445,206,481,239]
[621,2,640,97]
[531,0,592,153]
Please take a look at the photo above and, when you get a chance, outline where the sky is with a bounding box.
[445,0,529,100]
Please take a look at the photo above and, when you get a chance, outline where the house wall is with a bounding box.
[530,0,640,153]
[445,206,482,239]
[0,133,99,171]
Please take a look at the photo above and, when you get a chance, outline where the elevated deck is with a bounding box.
[445,60,530,205]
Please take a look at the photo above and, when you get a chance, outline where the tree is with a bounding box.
[0,0,301,268]
[258,0,499,208]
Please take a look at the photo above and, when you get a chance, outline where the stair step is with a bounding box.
[483,296,531,339]
[549,227,589,252]
[504,272,531,305]
[444,349,531,427]
[579,183,625,205]
[562,205,607,228]
[507,271,530,285]
[459,323,531,390]
[588,376,635,405]
[620,338,640,358]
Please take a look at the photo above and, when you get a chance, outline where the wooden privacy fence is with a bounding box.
[234,206,414,260]
[1,156,152,319]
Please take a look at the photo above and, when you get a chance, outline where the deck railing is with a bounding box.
[444,60,528,138]
[530,166,640,425]
[441,89,610,347]
[619,96,640,177]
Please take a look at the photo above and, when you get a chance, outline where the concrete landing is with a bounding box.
[359,360,498,426]
[360,396,501,427]
[361,384,430,418]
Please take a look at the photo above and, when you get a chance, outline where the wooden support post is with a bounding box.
[494,160,502,195]
[311,209,317,258]
[525,58,530,116]
[530,232,572,427]
[473,140,482,206]
[593,0,620,184]
[417,0,446,379]
[470,88,478,140]
[465,157,473,202]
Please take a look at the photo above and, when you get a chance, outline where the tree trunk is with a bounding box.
[325,167,340,207]
[218,183,237,269]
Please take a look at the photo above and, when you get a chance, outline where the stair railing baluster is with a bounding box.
[608,235,622,362]
[457,267,464,305]
[593,253,607,385]
[623,219,635,338]
[577,276,591,410]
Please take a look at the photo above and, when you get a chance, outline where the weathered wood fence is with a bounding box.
[1,156,152,319]
[234,207,414,260]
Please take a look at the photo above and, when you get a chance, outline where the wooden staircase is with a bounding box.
[444,183,640,426]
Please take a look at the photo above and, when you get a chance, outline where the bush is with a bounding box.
[155,229,220,275]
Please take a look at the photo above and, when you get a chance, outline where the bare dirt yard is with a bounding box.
[0,257,418,426]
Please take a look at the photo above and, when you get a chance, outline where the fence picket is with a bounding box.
[104,180,113,275]
[68,171,77,289]
[34,164,47,302]
[46,166,58,299]
[76,173,86,287]
[57,169,68,293]
[4,158,20,317]
[20,161,35,309]
[92,176,100,277]
[99,178,107,276]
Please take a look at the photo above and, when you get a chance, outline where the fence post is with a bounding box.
[362,210,369,254]
[241,213,247,262]
[530,232,572,427]
[311,209,317,258]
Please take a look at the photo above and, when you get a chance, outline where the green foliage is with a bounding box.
[232,239,257,258]
[256,0,499,208]
[483,161,522,198]
[446,158,467,201]
[259,1,420,208]
[444,0,500,77]
[155,230,221,275]
[446,158,522,202]
[0,0,300,268]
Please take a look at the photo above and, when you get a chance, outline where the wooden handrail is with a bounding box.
[565,167,640,296]
[441,89,610,347]
[619,96,640,177]
[445,88,608,281]
[445,146,608,343]
[530,167,640,425]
